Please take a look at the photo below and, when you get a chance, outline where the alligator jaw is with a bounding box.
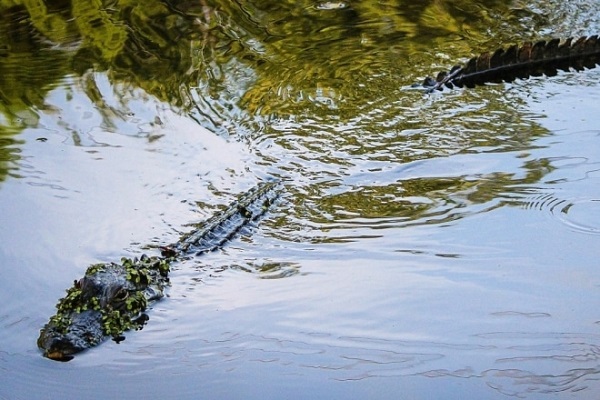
[41,337,83,362]
[45,351,74,362]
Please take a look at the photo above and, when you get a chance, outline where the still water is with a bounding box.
[1,0,600,399]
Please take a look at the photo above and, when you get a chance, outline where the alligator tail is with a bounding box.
[168,180,281,255]
[423,35,600,92]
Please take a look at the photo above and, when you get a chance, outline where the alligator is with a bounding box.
[37,36,600,363]
[37,180,280,362]
[421,35,600,92]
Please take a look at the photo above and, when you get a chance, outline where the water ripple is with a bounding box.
[520,192,600,235]
[556,198,600,235]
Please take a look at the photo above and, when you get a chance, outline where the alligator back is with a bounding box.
[422,35,600,92]
[172,180,280,255]
[38,180,280,361]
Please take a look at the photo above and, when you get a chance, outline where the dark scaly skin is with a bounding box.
[419,35,600,92]
[38,180,280,361]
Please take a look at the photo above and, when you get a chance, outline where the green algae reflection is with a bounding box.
[0,0,567,208]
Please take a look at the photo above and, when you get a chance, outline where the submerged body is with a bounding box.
[38,181,280,361]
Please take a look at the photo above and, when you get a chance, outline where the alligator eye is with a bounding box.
[76,278,87,290]
[112,288,129,303]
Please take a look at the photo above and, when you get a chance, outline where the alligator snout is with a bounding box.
[38,309,104,361]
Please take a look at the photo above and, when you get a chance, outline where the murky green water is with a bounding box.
[1,1,600,399]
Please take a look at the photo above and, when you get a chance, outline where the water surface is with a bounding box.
[1,0,600,399]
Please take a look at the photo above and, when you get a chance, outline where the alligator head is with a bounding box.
[38,255,170,361]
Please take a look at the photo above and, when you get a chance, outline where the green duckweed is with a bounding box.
[47,255,169,339]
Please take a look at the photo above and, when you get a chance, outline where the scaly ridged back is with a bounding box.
[423,35,600,92]
[171,180,280,255]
